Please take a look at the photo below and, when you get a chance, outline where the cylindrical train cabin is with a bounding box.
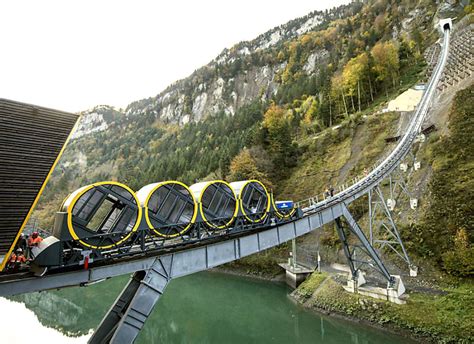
[136,181,197,238]
[230,180,271,223]
[189,180,238,229]
[62,181,142,249]
[271,196,296,219]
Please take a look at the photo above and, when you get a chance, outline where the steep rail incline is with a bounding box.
[301,25,451,213]
[0,26,451,297]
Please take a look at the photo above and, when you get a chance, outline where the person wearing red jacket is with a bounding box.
[8,248,27,270]
[28,231,43,247]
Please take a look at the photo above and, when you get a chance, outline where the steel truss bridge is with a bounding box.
[0,20,452,344]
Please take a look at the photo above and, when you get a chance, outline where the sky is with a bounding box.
[0,0,350,113]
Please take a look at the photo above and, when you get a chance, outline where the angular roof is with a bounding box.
[0,99,79,270]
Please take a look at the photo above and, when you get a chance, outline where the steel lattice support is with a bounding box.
[388,171,411,203]
[387,163,419,210]
[368,185,412,267]
[89,256,173,344]
[335,205,395,287]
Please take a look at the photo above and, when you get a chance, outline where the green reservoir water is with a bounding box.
[2,272,410,343]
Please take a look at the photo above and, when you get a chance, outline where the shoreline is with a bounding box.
[211,267,425,343]
[288,291,427,343]
[209,266,286,283]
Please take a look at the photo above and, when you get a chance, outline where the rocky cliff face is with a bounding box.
[144,13,327,123]
[148,63,286,125]
[74,10,337,134]
[72,105,122,139]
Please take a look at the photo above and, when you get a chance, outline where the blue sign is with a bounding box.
[275,201,294,210]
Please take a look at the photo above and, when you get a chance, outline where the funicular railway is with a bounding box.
[0,20,452,344]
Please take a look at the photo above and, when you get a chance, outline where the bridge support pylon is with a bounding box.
[368,185,417,276]
[335,207,393,286]
[89,256,173,344]
[335,205,407,303]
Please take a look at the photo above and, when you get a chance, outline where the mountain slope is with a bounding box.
[36,0,447,228]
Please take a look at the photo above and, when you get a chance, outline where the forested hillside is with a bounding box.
[34,0,472,278]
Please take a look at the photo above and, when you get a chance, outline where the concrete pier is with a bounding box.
[343,273,407,304]
[279,263,314,289]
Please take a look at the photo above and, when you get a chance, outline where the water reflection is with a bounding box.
[9,275,128,336]
[0,298,90,343]
[2,272,409,344]
[19,292,83,331]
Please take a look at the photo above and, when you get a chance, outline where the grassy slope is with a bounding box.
[293,274,473,343]
[278,111,400,201]
[404,85,474,276]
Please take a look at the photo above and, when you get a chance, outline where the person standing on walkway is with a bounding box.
[17,233,27,252]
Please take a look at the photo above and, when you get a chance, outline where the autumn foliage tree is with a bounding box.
[227,147,274,188]
[342,53,371,112]
[298,96,320,134]
[442,228,474,277]
[371,41,399,95]
[330,72,349,118]
[261,104,297,173]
